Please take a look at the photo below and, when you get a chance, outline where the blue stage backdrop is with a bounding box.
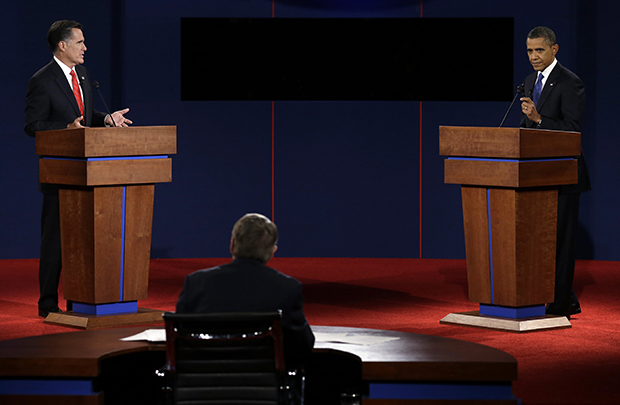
[2,0,616,261]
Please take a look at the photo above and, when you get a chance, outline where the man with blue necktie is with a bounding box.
[520,26,591,318]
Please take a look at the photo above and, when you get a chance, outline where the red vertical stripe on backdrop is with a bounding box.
[419,102,423,258]
[271,2,275,221]
[419,1,423,258]
[272,101,275,222]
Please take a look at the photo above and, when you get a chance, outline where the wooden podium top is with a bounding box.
[36,126,176,158]
[439,126,581,159]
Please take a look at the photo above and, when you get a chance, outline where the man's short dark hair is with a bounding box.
[232,213,278,264]
[527,26,556,46]
[47,20,82,53]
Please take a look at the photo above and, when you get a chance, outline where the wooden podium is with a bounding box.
[438,126,579,332]
[36,126,176,329]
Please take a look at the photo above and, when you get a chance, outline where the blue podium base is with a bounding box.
[72,301,139,316]
[479,304,546,319]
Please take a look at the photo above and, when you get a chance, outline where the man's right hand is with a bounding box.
[67,116,84,129]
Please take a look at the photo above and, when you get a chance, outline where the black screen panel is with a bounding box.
[181,18,514,101]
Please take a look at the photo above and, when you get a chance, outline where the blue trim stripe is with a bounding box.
[41,155,168,161]
[120,186,127,301]
[89,156,168,161]
[368,382,515,400]
[0,379,97,396]
[487,188,494,304]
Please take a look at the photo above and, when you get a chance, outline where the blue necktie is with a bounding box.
[533,72,543,107]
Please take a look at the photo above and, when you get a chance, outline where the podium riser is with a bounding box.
[59,185,153,304]
[462,186,556,307]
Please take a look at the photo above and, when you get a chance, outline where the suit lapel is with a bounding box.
[524,73,536,99]
[49,61,82,119]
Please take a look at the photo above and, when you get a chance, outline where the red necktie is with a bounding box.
[70,70,85,118]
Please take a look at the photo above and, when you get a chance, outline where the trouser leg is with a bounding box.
[38,192,62,310]
[549,192,580,316]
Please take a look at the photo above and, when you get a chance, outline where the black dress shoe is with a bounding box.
[569,303,582,315]
[545,304,570,317]
[38,307,63,318]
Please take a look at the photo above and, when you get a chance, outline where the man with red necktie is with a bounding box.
[24,20,133,317]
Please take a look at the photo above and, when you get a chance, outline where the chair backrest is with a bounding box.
[163,311,287,405]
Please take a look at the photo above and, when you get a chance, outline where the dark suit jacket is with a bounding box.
[176,257,316,368]
[520,61,591,193]
[25,59,107,193]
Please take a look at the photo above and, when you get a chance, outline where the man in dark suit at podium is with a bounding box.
[24,20,132,317]
[520,26,591,317]
[176,213,315,368]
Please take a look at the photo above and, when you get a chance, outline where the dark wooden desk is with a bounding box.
[0,326,518,404]
[313,326,518,404]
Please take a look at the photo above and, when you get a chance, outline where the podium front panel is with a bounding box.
[61,187,123,303]
[461,186,493,303]
[39,157,172,186]
[445,158,578,188]
[122,185,154,301]
[461,186,556,307]
[60,186,152,304]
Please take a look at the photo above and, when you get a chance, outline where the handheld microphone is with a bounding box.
[499,83,525,128]
[92,81,117,127]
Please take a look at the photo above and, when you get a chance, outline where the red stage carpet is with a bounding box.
[1,258,619,405]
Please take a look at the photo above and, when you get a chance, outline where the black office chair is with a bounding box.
[162,311,301,405]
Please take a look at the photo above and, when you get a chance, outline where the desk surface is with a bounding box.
[0,325,517,383]
[312,326,516,382]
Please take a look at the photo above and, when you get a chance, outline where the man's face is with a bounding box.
[60,28,87,67]
[526,37,558,72]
